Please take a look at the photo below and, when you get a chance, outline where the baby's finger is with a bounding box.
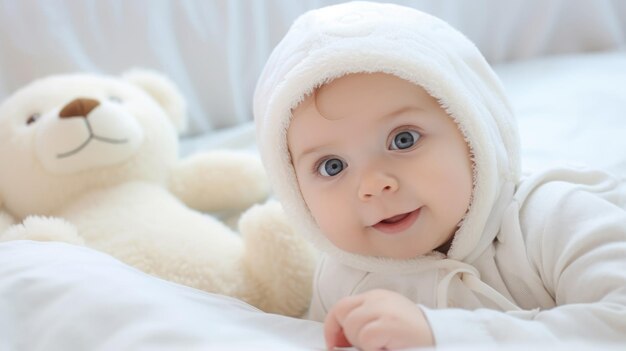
[324,311,351,349]
[342,304,380,336]
[356,319,391,351]
[324,296,364,349]
[333,326,351,349]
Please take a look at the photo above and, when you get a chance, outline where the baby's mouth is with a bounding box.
[372,208,421,234]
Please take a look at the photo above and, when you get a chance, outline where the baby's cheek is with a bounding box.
[312,205,350,246]
[301,183,363,252]
[310,203,338,234]
[302,192,334,228]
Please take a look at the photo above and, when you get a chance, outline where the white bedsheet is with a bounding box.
[2,241,623,350]
[0,240,324,351]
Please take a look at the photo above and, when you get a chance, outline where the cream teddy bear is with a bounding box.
[0,69,315,317]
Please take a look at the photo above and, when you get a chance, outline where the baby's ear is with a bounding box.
[122,68,188,134]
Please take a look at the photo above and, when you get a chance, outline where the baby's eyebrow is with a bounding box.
[293,144,327,167]
[382,106,424,120]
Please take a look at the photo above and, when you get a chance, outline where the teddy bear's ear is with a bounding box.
[122,68,188,133]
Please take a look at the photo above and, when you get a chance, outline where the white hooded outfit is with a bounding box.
[254,1,626,345]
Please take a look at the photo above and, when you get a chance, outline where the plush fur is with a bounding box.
[0,69,316,317]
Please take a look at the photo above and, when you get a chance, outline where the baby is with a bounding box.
[254,2,626,350]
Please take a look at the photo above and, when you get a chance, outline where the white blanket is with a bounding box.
[0,240,325,351]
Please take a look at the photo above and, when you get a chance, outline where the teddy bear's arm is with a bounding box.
[168,150,270,213]
[236,201,317,317]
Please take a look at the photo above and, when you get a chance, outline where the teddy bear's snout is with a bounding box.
[59,98,100,119]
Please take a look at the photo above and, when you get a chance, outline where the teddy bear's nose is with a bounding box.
[59,98,100,119]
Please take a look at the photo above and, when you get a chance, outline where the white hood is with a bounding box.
[254,1,521,272]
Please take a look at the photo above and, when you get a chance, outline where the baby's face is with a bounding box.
[287,73,473,259]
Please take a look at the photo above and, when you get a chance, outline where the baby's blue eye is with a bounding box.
[390,130,420,150]
[318,158,345,177]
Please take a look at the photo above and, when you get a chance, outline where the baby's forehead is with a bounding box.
[291,72,447,124]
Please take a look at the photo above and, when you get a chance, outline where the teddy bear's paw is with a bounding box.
[0,216,85,245]
[238,200,317,316]
[238,200,298,249]
[170,151,270,213]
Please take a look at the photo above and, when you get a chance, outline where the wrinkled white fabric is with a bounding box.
[0,241,325,351]
[254,1,626,345]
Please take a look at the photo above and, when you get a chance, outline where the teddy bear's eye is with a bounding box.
[109,96,123,103]
[26,113,40,125]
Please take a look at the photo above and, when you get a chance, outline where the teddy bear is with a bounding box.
[0,69,316,317]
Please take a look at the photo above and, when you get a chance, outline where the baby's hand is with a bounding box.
[324,289,434,351]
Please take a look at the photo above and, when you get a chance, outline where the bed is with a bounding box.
[1,1,625,350]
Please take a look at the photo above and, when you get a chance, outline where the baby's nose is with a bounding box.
[59,98,100,119]
[358,171,399,201]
